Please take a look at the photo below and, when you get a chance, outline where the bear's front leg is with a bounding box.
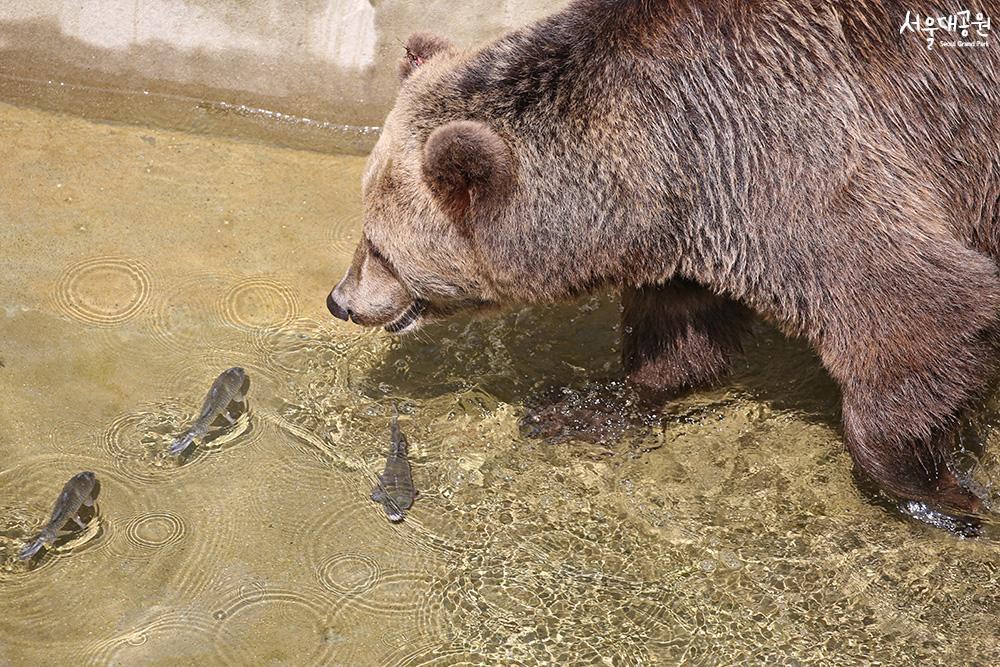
[521,280,749,443]
[842,385,987,531]
[622,279,750,398]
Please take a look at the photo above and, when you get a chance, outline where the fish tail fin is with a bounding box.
[18,534,48,560]
[382,494,406,523]
[169,431,196,456]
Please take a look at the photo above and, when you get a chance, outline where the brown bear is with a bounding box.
[327,0,1000,525]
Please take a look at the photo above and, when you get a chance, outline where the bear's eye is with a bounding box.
[365,236,388,263]
[364,235,398,277]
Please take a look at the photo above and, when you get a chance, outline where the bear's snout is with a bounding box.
[326,253,415,330]
[327,289,350,321]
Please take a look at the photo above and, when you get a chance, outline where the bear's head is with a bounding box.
[327,28,680,333]
[327,32,520,334]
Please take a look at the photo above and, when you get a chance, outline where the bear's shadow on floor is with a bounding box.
[361,290,844,434]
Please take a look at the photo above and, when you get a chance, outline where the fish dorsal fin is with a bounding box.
[390,404,402,444]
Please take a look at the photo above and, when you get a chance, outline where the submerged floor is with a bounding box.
[1,101,999,665]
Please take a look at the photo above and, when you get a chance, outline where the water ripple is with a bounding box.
[120,511,187,554]
[327,210,362,259]
[53,256,153,327]
[253,316,367,378]
[377,641,488,667]
[81,607,236,666]
[147,272,229,355]
[207,582,340,665]
[316,552,381,597]
[101,408,188,485]
[219,276,298,332]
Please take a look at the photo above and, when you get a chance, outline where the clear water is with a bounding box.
[1,101,999,665]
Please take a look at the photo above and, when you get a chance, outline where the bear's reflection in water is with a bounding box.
[365,289,841,438]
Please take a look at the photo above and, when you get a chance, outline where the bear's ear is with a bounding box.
[398,32,453,79]
[422,120,513,222]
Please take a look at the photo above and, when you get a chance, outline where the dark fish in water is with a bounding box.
[371,410,419,522]
[19,471,98,560]
[170,367,248,455]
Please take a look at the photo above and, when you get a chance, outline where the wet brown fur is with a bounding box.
[333,0,1000,517]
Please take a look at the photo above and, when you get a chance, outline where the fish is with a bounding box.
[169,367,248,455]
[19,471,98,560]
[371,409,419,522]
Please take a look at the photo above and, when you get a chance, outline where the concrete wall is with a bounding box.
[0,0,567,153]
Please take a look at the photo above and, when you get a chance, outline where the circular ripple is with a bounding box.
[317,553,381,596]
[220,277,298,331]
[303,502,437,623]
[101,409,187,485]
[82,607,237,666]
[327,210,362,258]
[123,512,186,552]
[378,642,484,667]
[147,272,230,355]
[54,257,152,326]
[208,583,339,665]
[100,497,241,604]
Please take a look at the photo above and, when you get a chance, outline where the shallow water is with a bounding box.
[1,101,1000,665]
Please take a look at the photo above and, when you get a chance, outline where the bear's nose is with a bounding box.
[327,290,350,321]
